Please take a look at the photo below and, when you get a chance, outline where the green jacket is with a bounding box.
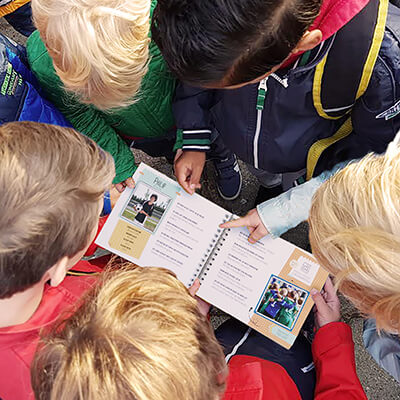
[276,298,298,327]
[26,29,176,184]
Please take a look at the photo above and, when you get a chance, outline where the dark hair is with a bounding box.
[152,0,322,86]
[150,194,158,201]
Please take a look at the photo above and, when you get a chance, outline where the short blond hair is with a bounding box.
[309,135,400,332]
[32,0,150,110]
[32,265,226,400]
[0,121,114,299]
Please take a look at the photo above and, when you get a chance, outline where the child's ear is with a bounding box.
[48,256,69,287]
[292,29,322,54]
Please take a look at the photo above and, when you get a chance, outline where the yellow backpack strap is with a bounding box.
[306,117,353,180]
[0,0,30,17]
[313,0,389,120]
[308,0,388,179]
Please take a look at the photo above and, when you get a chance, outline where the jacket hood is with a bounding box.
[282,0,371,68]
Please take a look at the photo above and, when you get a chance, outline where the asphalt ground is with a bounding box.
[1,17,399,398]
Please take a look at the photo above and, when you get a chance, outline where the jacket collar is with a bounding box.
[282,0,371,68]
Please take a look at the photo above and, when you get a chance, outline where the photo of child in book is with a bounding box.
[121,182,171,233]
[257,277,307,329]
[134,194,157,224]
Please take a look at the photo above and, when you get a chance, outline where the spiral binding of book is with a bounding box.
[189,214,231,286]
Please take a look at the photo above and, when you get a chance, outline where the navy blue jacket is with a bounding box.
[173,1,400,177]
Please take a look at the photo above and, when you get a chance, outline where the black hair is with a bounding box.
[152,0,322,86]
[150,194,158,201]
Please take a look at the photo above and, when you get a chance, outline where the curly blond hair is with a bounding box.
[32,0,150,110]
[31,265,226,400]
[309,133,400,332]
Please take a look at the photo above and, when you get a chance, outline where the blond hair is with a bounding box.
[32,0,150,110]
[309,134,400,332]
[0,121,114,299]
[32,265,226,400]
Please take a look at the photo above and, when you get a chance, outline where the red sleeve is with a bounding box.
[84,216,108,256]
[312,322,367,399]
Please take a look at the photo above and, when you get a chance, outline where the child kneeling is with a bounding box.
[31,265,366,400]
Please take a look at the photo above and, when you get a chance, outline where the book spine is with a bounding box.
[188,213,231,286]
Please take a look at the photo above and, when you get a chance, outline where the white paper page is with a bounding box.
[96,164,231,286]
[197,228,295,323]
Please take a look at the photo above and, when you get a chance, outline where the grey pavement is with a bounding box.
[2,18,399,399]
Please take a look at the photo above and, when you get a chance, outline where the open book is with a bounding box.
[96,163,328,349]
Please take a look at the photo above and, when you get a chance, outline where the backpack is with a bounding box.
[0,33,70,127]
[306,0,396,179]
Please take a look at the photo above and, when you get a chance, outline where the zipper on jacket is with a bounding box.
[270,73,288,88]
[253,78,268,168]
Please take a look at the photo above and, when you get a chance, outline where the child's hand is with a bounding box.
[311,277,341,331]
[188,278,210,317]
[220,208,269,244]
[174,151,205,195]
[114,177,136,193]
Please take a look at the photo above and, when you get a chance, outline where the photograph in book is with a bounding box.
[255,275,309,331]
[121,181,171,233]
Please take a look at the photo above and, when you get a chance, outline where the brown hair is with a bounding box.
[0,121,114,299]
[309,135,400,332]
[32,265,226,400]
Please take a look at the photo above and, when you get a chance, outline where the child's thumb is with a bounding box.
[311,289,329,314]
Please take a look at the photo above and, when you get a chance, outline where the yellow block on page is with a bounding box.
[109,219,151,259]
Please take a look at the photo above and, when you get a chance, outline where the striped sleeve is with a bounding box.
[181,128,212,152]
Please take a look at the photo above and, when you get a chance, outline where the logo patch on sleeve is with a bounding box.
[376,100,400,121]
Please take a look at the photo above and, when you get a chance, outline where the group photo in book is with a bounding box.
[121,181,171,233]
[256,275,308,330]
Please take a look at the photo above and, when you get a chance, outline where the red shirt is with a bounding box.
[0,260,101,400]
[223,322,367,400]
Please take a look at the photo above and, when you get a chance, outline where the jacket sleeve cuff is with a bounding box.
[256,160,351,237]
[256,180,318,237]
[113,163,138,185]
[181,128,211,152]
[312,322,353,359]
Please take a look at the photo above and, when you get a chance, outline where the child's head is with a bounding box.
[0,122,114,299]
[32,265,226,400]
[297,298,304,306]
[270,283,279,291]
[152,0,322,87]
[280,288,288,297]
[150,194,158,202]
[288,290,298,301]
[309,135,400,331]
[32,0,150,110]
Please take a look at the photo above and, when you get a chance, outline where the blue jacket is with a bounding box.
[173,0,400,178]
[0,33,70,127]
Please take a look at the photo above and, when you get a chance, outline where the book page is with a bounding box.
[197,227,328,349]
[96,163,231,286]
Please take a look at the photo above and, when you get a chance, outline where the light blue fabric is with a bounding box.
[363,318,400,382]
[257,161,351,237]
